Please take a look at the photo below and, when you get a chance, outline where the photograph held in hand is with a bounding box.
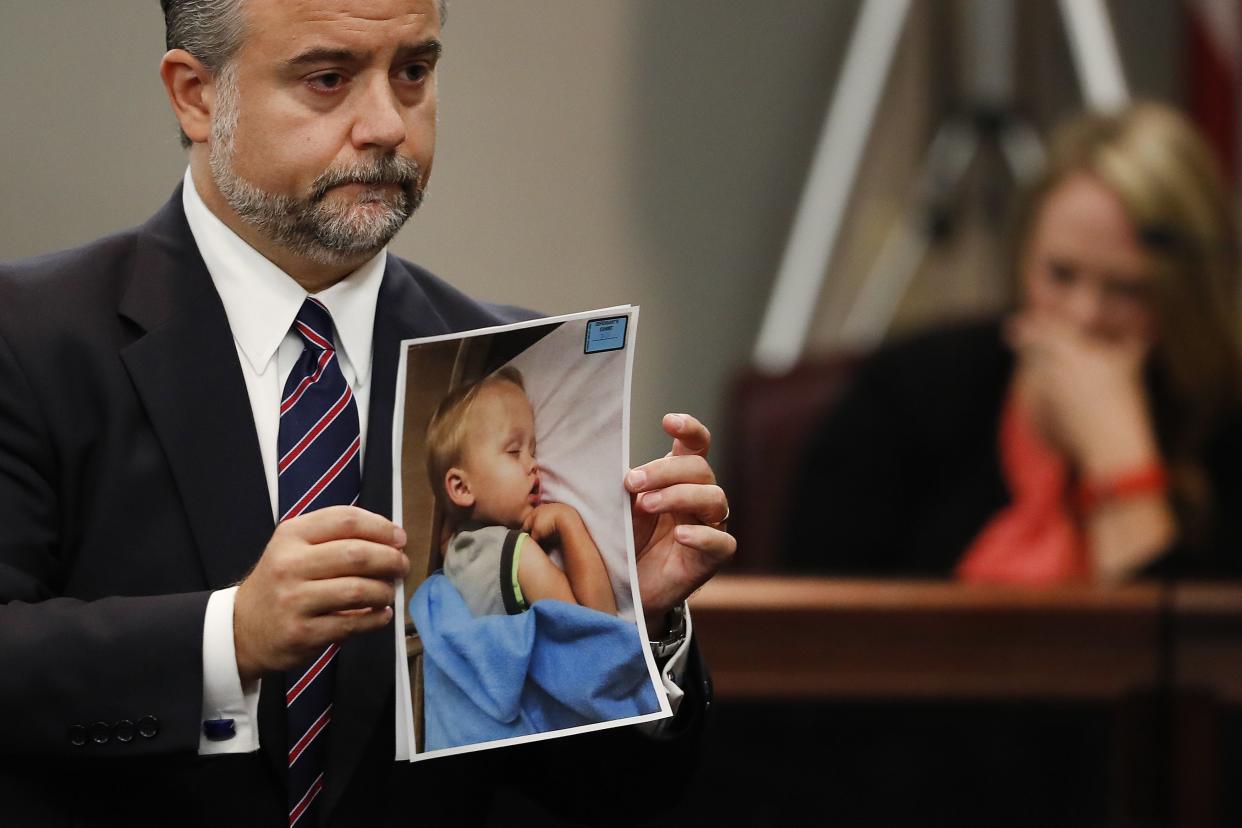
[391,308,675,761]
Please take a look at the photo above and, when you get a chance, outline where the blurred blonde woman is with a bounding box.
[789,102,1242,582]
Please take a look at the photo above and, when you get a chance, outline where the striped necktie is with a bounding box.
[279,296,362,827]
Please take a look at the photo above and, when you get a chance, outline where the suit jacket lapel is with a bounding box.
[322,255,453,820]
[117,191,456,813]
[357,256,452,523]
[117,187,275,591]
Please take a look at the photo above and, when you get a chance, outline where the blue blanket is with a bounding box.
[409,572,662,751]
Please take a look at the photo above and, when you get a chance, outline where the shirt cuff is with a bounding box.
[659,605,692,714]
[638,604,692,736]
[199,586,262,754]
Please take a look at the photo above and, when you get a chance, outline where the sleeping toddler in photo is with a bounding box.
[425,366,618,618]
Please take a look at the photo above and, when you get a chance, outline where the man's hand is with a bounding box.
[626,413,734,637]
[233,506,409,683]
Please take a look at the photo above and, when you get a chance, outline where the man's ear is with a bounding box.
[445,469,474,510]
[159,48,215,145]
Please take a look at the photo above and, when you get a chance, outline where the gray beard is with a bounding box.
[207,74,424,266]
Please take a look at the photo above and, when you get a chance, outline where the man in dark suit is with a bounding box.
[0,1,734,824]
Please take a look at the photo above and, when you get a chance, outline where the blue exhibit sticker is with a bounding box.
[584,316,628,354]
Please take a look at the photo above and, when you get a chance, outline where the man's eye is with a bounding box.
[308,72,346,91]
[397,64,430,84]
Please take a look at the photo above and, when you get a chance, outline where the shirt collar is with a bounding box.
[181,168,386,385]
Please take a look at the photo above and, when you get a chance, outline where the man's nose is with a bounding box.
[350,74,407,151]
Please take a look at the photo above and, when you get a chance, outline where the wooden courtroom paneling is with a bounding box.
[690,576,1242,826]
[1173,581,1242,704]
[690,576,1165,700]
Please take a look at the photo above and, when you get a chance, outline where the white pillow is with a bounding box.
[508,318,636,620]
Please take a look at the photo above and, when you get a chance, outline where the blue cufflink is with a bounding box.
[202,718,236,741]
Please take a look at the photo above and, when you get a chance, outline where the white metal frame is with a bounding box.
[752,0,1128,373]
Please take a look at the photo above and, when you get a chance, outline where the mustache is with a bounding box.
[309,156,422,203]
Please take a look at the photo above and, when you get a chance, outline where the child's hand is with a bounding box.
[522,502,583,545]
[520,502,616,614]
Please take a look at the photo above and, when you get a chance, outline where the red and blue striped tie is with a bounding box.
[279,296,361,827]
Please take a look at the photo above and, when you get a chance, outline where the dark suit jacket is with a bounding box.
[0,188,707,827]
[786,319,1242,577]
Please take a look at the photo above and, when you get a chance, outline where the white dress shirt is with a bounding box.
[182,168,689,755]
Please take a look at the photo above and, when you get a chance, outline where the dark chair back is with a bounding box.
[724,355,862,571]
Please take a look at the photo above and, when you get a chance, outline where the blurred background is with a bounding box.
[0,0,1186,468]
[6,1,1242,826]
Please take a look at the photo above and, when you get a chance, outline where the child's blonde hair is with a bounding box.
[425,365,526,525]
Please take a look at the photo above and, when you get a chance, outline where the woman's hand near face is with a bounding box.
[1009,311,1178,579]
[1007,311,1161,477]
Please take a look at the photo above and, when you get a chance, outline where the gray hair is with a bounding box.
[162,0,449,147]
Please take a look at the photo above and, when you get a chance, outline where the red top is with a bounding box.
[956,388,1091,584]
